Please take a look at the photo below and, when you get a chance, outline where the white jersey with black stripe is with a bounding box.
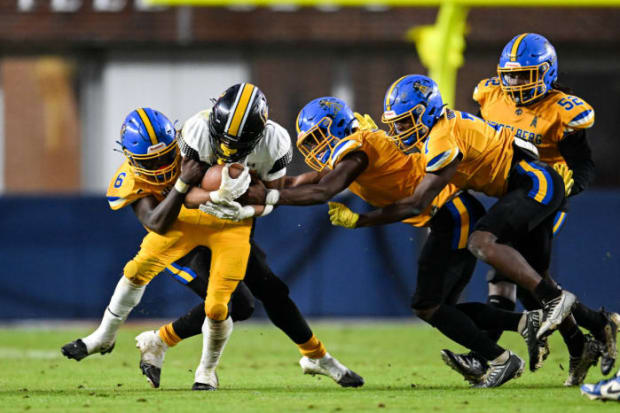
[181,109,293,181]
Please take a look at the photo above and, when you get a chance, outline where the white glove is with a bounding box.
[199,200,255,221]
[209,164,251,203]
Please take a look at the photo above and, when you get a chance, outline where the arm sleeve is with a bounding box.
[558,129,595,196]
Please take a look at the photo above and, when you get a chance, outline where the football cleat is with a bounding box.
[193,369,218,391]
[61,338,115,361]
[581,370,620,401]
[440,350,487,385]
[520,309,550,371]
[564,335,602,387]
[599,311,618,376]
[135,330,168,388]
[537,290,577,339]
[473,351,524,388]
[300,353,364,388]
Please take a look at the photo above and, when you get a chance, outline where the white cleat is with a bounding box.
[135,330,168,388]
[299,353,364,387]
[537,290,577,339]
[193,367,219,391]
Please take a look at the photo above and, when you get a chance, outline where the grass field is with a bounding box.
[0,321,616,412]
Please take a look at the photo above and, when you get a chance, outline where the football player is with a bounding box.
[447,33,617,386]
[216,96,548,388]
[325,74,592,386]
[60,107,255,380]
[158,83,363,390]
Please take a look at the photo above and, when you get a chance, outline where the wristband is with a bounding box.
[265,189,280,205]
[174,178,190,194]
[259,204,274,217]
[209,190,222,203]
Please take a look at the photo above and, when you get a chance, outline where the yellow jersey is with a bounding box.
[423,109,517,198]
[328,129,459,227]
[106,160,204,226]
[473,77,595,166]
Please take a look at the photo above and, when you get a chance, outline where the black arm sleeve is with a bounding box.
[558,129,595,197]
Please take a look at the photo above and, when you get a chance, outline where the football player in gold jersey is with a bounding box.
[463,33,616,386]
[222,97,547,388]
[328,74,599,387]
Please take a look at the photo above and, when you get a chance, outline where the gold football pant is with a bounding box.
[122,214,252,321]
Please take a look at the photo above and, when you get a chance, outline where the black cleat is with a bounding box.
[599,311,618,376]
[520,310,550,372]
[564,334,602,387]
[61,339,115,361]
[337,370,365,388]
[473,351,524,388]
[140,361,161,388]
[440,350,488,385]
[192,382,217,391]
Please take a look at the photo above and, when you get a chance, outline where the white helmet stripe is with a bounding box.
[224,82,246,134]
[237,86,258,138]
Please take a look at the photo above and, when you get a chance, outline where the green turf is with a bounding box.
[0,322,615,412]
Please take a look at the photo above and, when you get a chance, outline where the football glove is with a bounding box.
[553,163,574,196]
[199,200,255,221]
[328,202,359,228]
[209,164,251,203]
[354,112,378,132]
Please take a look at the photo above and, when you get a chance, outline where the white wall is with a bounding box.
[81,52,250,193]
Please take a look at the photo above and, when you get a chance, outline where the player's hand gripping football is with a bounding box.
[210,164,251,203]
[328,202,359,228]
[180,157,207,186]
[553,163,574,196]
[200,199,254,221]
[354,112,378,131]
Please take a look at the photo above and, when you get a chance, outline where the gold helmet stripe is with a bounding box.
[226,83,256,137]
[384,75,409,112]
[136,108,158,146]
[510,33,529,62]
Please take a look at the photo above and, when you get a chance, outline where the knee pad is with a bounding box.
[123,260,152,286]
[205,302,228,321]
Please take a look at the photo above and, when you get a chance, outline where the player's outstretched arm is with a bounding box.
[355,159,458,228]
[558,130,595,196]
[247,152,368,207]
[133,158,206,234]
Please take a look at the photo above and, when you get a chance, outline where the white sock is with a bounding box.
[196,317,233,377]
[517,313,527,335]
[82,277,145,353]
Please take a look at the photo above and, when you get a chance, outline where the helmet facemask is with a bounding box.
[296,117,339,172]
[498,61,550,105]
[382,103,430,152]
[124,141,180,186]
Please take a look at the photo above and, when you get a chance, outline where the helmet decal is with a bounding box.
[136,108,159,145]
[224,83,258,138]
[220,143,238,157]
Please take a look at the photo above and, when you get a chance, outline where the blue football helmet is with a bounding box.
[498,33,558,105]
[296,97,357,171]
[120,107,179,186]
[382,74,444,152]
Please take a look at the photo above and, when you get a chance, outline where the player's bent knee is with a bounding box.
[206,303,229,321]
[468,231,495,261]
[123,261,153,286]
[414,305,439,321]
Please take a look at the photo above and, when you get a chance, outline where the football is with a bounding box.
[201,163,245,191]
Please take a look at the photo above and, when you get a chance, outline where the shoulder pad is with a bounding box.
[106,162,140,210]
[328,134,363,169]
[549,93,595,133]
[181,110,214,163]
[473,77,501,105]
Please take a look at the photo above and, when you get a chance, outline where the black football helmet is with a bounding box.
[208,83,269,163]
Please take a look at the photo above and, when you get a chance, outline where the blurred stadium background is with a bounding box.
[0,0,619,322]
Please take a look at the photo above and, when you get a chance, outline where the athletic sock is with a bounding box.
[572,302,607,342]
[533,277,562,303]
[262,296,313,344]
[158,323,182,347]
[485,295,517,342]
[82,276,145,352]
[170,302,205,340]
[297,334,326,359]
[427,304,505,361]
[559,317,585,357]
[196,317,233,374]
[456,302,522,332]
